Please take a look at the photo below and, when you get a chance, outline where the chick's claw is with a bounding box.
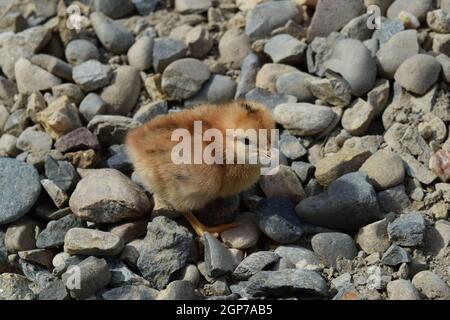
[181,211,239,238]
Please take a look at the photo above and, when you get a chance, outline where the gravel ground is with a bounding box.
[1,0,450,300]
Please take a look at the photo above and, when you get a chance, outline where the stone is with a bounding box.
[428,9,450,32]
[376,30,419,78]
[307,72,352,107]
[186,75,236,106]
[64,228,124,256]
[30,54,72,81]
[52,84,85,105]
[342,99,376,136]
[399,152,437,185]
[102,285,158,300]
[355,219,390,254]
[108,220,148,243]
[25,91,46,123]
[186,26,213,59]
[133,100,168,124]
[127,36,154,72]
[220,212,260,250]
[314,148,372,186]
[2,109,28,137]
[0,273,34,300]
[174,264,200,286]
[204,232,235,278]
[0,26,51,79]
[255,197,303,244]
[311,232,358,268]
[101,66,141,116]
[137,216,194,290]
[156,280,196,300]
[276,71,316,102]
[219,29,252,70]
[259,165,305,203]
[341,14,374,41]
[132,0,157,15]
[0,134,19,157]
[16,126,52,153]
[368,79,391,116]
[106,145,132,172]
[308,0,364,40]
[65,39,100,65]
[235,53,260,98]
[162,58,210,100]
[437,54,450,84]
[387,279,421,300]
[273,103,336,136]
[88,115,139,147]
[274,245,320,269]
[388,213,425,247]
[378,185,411,213]
[429,150,450,183]
[5,218,40,252]
[412,271,450,300]
[44,157,79,193]
[72,60,112,92]
[54,127,100,153]
[18,248,54,269]
[36,214,83,249]
[279,135,307,160]
[93,0,135,19]
[387,0,435,21]
[231,269,328,298]
[40,179,69,208]
[324,39,377,97]
[0,158,41,224]
[244,88,296,112]
[175,0,212,13]
[90,12,134,54]
[38,279,69,300]
[69,169,151,223]
[296,172,382,231]
[433,33,450,56]
[61,256,111,300]
[291,161,315,183]
[264,34,307,65]
[79,93,107,122]
[14,58,62,94]
[36,96,82,140]
[394,54,441,95]
[381,244,410,266]
[245,1,301,41]
[359,150,405,190]
[256,63,298,93]
[233,252,280,280]
[152,38,187,73]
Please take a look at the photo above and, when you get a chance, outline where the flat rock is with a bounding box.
[69,169,151,223]
[311,232,358,268]
[0,158,41,224]
[73,60,112,92]
[233,252,280,280]
[87,115,139,147]
[64,228,124,256]
[381,244,410,266]
[204,232,236,278]
[152,38,187,73]
[264,34,307,65]
[296,172,382,231]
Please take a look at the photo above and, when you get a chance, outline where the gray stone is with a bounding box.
[307,72,352,107]
[61,256,111,300]
[175,0,212,13]
[40,179,69,208]
[87,115,139,146]
[14,58,62,94]
[79,93,108,122]
[231,270,328,298]
[245,1,301,41]
[69,168,151,223]
[341,14,375,41]
[132,0,158,15]
[38,279,69,300]
[387,279,421,300]
[157,280,196,300]
[368,79,391,116]
[341,99,376,136]
[90,12,134,54]
[255,197,303,244]
[233,252,280,280]
[161,58,210,100]
[274,245,320,269]
[355,219,390,254]
[36,214,83,249]
[387,212,425,247]
[31,54,72,81]
[64,228,124,256]
[102,285,158,300]
[106,144,133,172]
[127,36,154,71]
[308,0,365,40]
[220,212,260,250]
[93,0,135,19]
[186,26,213,59]
[101,65,141,115]
[412,271,450,300]
[296,172,382,231]
[291,161,315,183]
[137,216,194,290]
[65,39,100,65]
[273,103,336,136]
[256,63,298,92]
[219,29,252,69]
[45,157,79,193]
[279,135,307,160]
[2,109,28,137]
[387,0,436,21]
[324,39,377,96]
[0,158,41,224]
[311,232,358,268]
[73,60,112,92]
[428,9,450,33]
[264,34,307,65]
[0,273,34,300]
[152,38,187,73]
[204,232,236,278]
[16,126,52,153]
[5,218,39,252]
[259,165,305,203]
[133,100,168,124]
[235,53,261,99]
[0,76,18,108]
[52,84,85,105]
[186,75,236,106]
[173,264,200,286]
[360,150,405,190]
[276,71,316,102]
[394,54,441,95]
[378,185,411,213]
[245,88,296,112]
[106,257,150,288]
[381,244,410,266]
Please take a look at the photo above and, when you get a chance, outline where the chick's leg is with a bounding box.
[181,212,238,237]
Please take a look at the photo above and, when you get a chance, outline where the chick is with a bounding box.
[126,101,275,237]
